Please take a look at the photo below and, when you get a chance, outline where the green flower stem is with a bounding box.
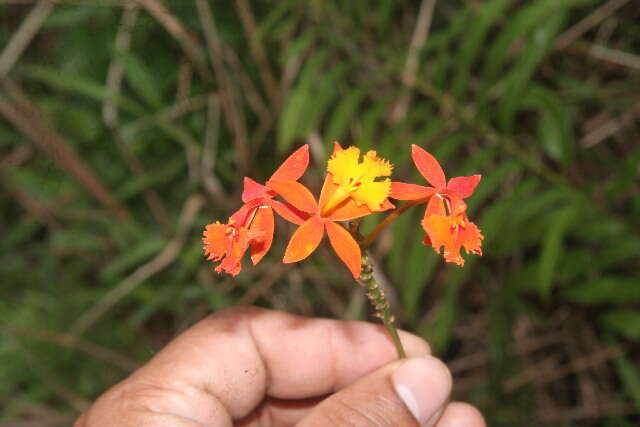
[361,197,429,249]
[357,252,407,359]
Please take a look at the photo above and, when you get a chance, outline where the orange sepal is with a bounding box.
[241,177,271,203]
[325,221,361,277]
[249,206,275,265]
[267,179,318,213]
[283,216,325,263]
[269,144,310,182]
[332,141,344,154]
[424,194,447,217]
[268,199,309,225]
[411,144,446,188]
[390,182,435,200]
[447,175,481,199]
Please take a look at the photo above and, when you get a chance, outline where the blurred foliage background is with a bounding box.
[1,0,639,425]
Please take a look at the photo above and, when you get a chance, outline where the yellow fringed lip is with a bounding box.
[323,145,393,215]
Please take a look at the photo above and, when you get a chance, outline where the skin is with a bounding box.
[75,306,485,427]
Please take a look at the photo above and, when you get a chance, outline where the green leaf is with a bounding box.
[19,65,145,116]
[538,205,577,297]
[613,352,640,411]
[402,238,438,323]
[497,9,567,131]
[277,51,329,151]
[99,236,166,283]
[355,99,389,151]
[44,100,101,143]
[563,276,640,304]
[324,88,365,142]
[482,0,564,85]
[522,85,574,165]
[118,53,164,109]
[600,310,640,341]
[451,0,512,99]
[115,157,184,201]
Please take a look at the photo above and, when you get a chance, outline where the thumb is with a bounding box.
[297,356,452,427]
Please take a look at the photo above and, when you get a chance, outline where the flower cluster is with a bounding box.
[203,143,483,277]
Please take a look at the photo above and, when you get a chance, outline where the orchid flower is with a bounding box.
[267,143,394,277]
[202,145,310,275]
[391,144,483,266]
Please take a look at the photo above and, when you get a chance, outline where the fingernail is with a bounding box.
[392,357,451,426]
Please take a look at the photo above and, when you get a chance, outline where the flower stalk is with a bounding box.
[357,252,407,359]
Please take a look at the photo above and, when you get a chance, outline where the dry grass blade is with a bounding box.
[390,0,437,123]
[0,82,130,220]
[6,326,140,371]
[588,44,640,70]
[238,263,292,305]
[175,60,193,101]
[201,93,226,202]
[134,0,209,78]
[504,346,621,392]
[120,92,210,137]
[234,0,280,106]
[555,0,631,50]
[101,2,172,234]
[69,194,205,336]
[196,0,251,174]
[1,145,61,229]
[0,0,54,79]
[103,1,139,127]
[581,102,640,148]
[0,170,61,228]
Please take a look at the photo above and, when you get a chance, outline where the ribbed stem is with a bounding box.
[357,252,407,359]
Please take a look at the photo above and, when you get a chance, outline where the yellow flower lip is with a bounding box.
[323,146,393,215]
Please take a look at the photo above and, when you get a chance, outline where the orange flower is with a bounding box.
[203,145,310,275]
[268,144,394,277]
[391,144,483,266]
[203,204,266,276]
[421,194,483,266]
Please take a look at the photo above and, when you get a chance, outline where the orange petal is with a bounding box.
[390,182,435,200]
[249,206,275,265]
[447,175,481,199]
[424,194,446,217]
[283,216,325,263]
[411,144,446,188]
[268,199,309,225]
[269,144,310,182]
[318,174,337,212]
[459,219,483,256]
[267,179,318,213]
[202,222,228,260]
[242,177,270,203]
[325,221,361,277]
[326,198,375,221]
[421,215,463,265]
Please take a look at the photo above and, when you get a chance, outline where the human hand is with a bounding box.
[75,307,485,426]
